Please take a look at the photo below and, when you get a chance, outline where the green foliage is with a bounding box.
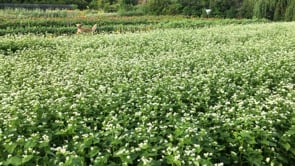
[117,6,145,16]
[177,0,202,16]
[144,0,172,15]
[0,21,295,165]
[252,0,295,20]
[253,0,276,19]
[239,0,255,18]
[119,0,138,6]
[285,0,295,21]
[0,10,267,35]
[117,1,146,16]
[96,0,120,12]
[1,0,295,20]
[209,0,239,18]
[273,0,288,20]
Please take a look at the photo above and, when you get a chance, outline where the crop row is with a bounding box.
[0,8,78,19]
[0,14,267,35]
[0,22,295,165]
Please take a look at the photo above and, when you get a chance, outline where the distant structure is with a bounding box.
[205,9,212,17]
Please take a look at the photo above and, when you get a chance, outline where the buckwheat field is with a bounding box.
[0,22,295,165]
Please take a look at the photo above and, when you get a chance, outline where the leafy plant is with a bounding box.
[0,21,294,165]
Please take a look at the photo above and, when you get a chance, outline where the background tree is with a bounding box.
[253,0,276,20]
[239,0,255,18]
[273,0,288,20]
[285,0,295,20]
[178,0,203,16]
[144,0,171,15]
[95,0,119,12]
[1,0,295,20]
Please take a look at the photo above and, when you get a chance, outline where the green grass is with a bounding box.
[0,22,295,165]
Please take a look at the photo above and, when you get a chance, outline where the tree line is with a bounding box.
[1,0,295,20]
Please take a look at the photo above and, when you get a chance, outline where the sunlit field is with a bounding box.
[0,12,294,165]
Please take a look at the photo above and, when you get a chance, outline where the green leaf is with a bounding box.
[4,143,17,153]
[22,155,34,164]
[5,156,22,166]
[88,147,99,158]
[281,142,291,151]
[24,140,37,149]
[65,156,84,166]
[83,137,93,147]
[286,125,295,135]
[150,160,162,166]
[260,139,270,146]
[93,155,108,165]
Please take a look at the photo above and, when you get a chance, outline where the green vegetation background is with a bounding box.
[1,0,295,21]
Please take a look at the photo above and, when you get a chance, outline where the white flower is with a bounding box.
[141,156,152,165]
[42,135,49,142]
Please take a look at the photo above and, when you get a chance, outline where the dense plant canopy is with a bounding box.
[0,21,295,165]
